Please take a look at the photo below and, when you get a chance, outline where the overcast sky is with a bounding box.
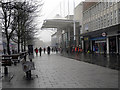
[37,0,84,42]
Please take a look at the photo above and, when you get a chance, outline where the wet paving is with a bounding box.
[0,52,119,88]
[61,52,120,70]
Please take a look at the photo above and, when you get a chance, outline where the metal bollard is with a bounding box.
[4,66,8,75]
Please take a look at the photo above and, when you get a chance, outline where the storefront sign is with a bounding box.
[90,37,106,41]
[84,37,89,41]
[95,40,106,43]
[102,32,106,37]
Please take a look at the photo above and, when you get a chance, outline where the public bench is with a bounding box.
[1,55,14,81]
[11,54,20,65]
[2,55,12,75]
[2,54,21,66]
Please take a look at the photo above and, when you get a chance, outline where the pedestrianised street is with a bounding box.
[0,0,120,90]
[1,52,118,88]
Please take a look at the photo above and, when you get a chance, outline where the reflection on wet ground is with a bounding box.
[61,52,119,70]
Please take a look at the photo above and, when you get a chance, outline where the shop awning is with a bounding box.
[41,19,80,29]
[80,24,119,37]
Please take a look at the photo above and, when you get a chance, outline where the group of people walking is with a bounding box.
[34,46,51,56]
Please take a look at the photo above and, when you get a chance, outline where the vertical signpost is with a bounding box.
[0,29,3,55]
[73,0,76,47]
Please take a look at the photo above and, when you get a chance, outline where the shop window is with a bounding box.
[114,18,116,24]
[109,2,113,6]
[110,19,112,25]
[103,2,106,9]
[119,8,120,17]
[109,37,116,53]
[104,15,106,27]
[106,2,108,8]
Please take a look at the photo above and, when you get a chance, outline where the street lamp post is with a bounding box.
[73,0,76,47]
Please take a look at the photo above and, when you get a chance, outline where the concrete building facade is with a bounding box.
[82,1,120,54]
[74,2,83,48]
[42,14,80,53]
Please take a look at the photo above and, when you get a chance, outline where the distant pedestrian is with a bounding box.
[43,48,46,54]
[104,43,107,56]
[34,48,38,56]
[3,49,6,54]
[55,47,58,53]
[39,47,42,56]
[47,46,51,55]
[52,48,54,52]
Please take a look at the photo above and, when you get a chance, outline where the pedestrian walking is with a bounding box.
[34,48,38,56]
[43,48,46,54]
[56,47,58,53]
[39,47,42,56]
[52,48,54,52]
[47,46,51,55]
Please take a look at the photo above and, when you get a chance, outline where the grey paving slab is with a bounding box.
[2,52,119,88]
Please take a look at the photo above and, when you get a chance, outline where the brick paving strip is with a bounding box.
[1,53,118,88]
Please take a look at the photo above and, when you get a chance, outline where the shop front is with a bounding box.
[90,37,107,54]
[119,35,120,54]
[109,36,116,54]
[84,37,90,53]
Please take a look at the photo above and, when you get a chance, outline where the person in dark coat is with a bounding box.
[47,46,51,55]
[39,47,42,56]
[43,48,46,54]
[34,48,38,56]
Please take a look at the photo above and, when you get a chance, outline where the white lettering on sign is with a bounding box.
[102,32,106,37]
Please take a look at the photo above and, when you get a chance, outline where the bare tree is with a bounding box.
[10,0,43,52]
[1,1,15,55]
[0,0,43,54]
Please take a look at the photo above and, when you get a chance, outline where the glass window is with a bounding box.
[94,6,96,15]
[119,8,120,17]
[96,19,98,29]
[103,15,106,27]
[98,18,100,28]
[98,3,100,11]
[110,19,112,25]
[114,10,116,17]
[103,2,106,9]
[114,17,116,24]
[106,2,108,8]
[111,12,113,19]
[107,13,109,26]
[101,3,103,11]
[101,17,103,27]
[93,7,95,15]
[99,2,101,11]
[109,2,112,6]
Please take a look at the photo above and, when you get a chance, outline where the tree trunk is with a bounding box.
[17,34,20,53]
[6,38,10,55]
[24,39,26,51]
[21,41,24,52]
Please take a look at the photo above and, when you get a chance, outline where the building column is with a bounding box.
[82,38,84,50]
[90,40,92,52]
[116,36,118,54]
[68,28,70,42]
[107,37,109,54]
[73,21,76,46]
